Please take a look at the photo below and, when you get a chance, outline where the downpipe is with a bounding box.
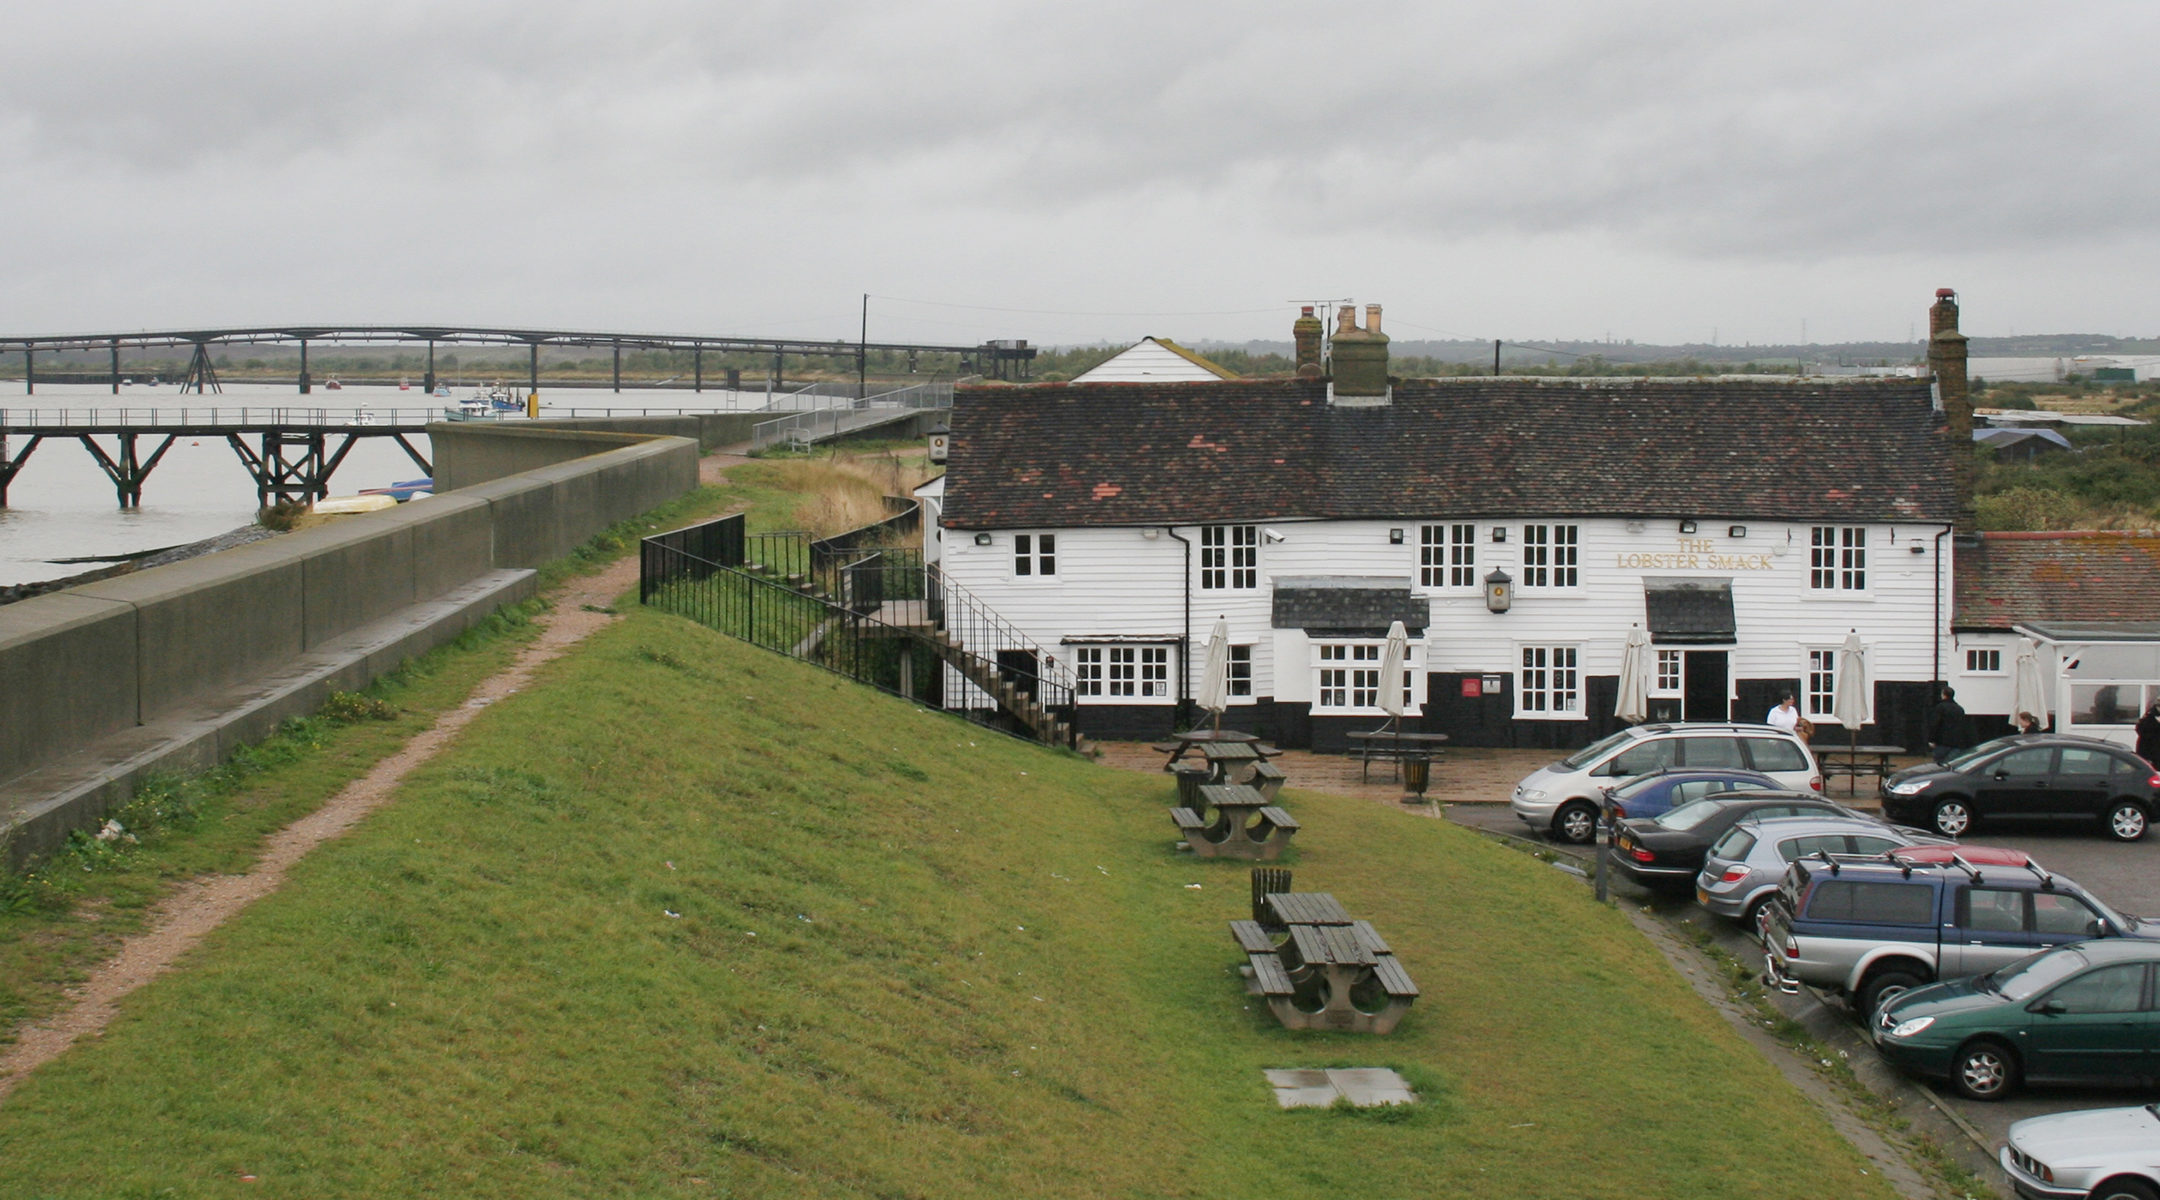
[1164,526,1192,729]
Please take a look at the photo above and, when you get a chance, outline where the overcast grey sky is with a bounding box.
[2,1,2153,349]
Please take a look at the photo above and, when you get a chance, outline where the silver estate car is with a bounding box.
[1695,815,1942,924]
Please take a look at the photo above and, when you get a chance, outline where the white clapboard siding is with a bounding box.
[1072,339,1233,383]
[936,516,1955,719]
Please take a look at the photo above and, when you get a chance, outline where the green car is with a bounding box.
[1872,939,2160,1100]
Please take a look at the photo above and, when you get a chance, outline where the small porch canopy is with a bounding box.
[2013,620,2160,742]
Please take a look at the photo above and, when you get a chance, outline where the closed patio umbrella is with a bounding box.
[1831,630,1871,752]
[1195,617,1231,733]
[2012,637,2049,731]
[1615,625,1652,724]
[1377,620,1409,729]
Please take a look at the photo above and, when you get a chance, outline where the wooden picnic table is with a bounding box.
[1229,905,1418,1034]
[1171,783,1299,860]
[1154,729,1276,772]
[1817,742,1908,794]
[1264,891,1352,927]
[1343,730,1450,782]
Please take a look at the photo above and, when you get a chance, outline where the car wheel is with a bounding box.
[1740,894,1773,930]
[2106,800,2150,842]
[1931,798,1973,838]
[1554,802,1599,846]
[1859,968,1925,1021]
[2090,1180,2160,1200]
[1951,1039,2020,1101]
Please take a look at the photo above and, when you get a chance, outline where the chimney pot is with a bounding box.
[1337,304,1359,335]
[1365,304,1382,335]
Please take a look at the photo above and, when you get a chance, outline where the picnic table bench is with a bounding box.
[1228,890,1418,1034]
[1816,743,1908,794]
[1169,783,1299,859]
[1153,729,1280,773]
[1343,730,1449,782]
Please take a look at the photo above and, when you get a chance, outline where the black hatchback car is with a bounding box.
[1882,734,2159,842]
[1608,792,1867,892]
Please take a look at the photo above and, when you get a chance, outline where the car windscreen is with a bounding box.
[1988,946,2091,1002]
[1609,773,1672,801]
[1943,737,2019,772]
[1558,730,1636,771]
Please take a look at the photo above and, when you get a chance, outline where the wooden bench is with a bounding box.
[1170,806,1209,836]
[1255,806,1300,842]
[1246,953,1295,996]
[1245,760,1287,800]
[1228,919,1278,953]
[1371,955,1420,1000]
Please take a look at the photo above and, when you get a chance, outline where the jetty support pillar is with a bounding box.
[423,340,435,394]
[298,338,311,394]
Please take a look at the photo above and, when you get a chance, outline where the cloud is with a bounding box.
[0,0,2154,342]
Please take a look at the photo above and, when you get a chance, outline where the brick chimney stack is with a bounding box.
[1293,305,1324,378]
[1329,303,1391,403]
[1927,288,1976,536]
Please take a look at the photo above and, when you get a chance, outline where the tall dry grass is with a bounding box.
[760,452,936,539]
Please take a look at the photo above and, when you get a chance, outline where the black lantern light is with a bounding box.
[1485,568,1513,613]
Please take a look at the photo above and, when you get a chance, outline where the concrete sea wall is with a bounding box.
[1,422,698,868]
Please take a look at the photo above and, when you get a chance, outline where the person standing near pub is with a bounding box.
[2136,701,2160,767]
[1766,694,1800,733]
[1926,685,1974,764]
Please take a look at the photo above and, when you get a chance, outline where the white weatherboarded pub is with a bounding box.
[923,296,1984,752]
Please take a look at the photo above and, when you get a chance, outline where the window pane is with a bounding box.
[2046,964,2147,1013]
[1682,737,1745,769]
[2033,893,2104,937]
[1745,738,1807,772]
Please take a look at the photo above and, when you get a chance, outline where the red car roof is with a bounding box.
[1888,845,2031,867]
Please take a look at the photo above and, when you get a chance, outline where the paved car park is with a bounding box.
[1447,792,2160,1161]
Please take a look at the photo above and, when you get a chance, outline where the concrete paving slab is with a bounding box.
[1263,1067,1416,1108]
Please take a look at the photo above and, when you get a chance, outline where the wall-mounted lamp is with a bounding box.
[974,533,993,546]
[1484,568,1514,613]
[1625,520,1645,534]
[1728,525,1747,538]
[1679,519,1699,534]
[1262,528,1287,544]
[1142,528,1160,540]
[1909,543,1927,554]
[1490,527,1508,543]
[1388,528,1404,544]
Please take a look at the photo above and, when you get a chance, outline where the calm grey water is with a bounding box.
[0,381,773,587]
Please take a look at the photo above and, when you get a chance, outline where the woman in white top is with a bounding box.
[1766,694,1800,732]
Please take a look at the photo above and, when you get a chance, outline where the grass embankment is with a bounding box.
[1,605,1896,1199]
[0,479,757,1045]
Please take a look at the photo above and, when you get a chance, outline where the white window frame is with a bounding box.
[1805,648,1837,718]
[1518,644,1581,717]
[1312,641,1418,715]
[1419,523,1476,588]
[1808,526,1866,592]
[1200,525,1257,590]
[1228,645,1253,698]
[1072,645,1173,702]
[1014,532,1057,579]
[1965,648,2003,675]
[1522,524,1579,588]
[1654,649,1683,695]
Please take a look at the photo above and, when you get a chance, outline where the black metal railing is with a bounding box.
[640,515,1077,747]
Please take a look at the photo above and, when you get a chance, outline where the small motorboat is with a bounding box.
[324,377,343,391]
[443,395,499,421]
[397,377,410,391]
[433,383,452,398]
[313,494,398,515]
[345,409,379,427]
[357,478,434,503]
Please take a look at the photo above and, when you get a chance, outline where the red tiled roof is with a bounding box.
[1953,531,2160,629]
[942,377,1954,529]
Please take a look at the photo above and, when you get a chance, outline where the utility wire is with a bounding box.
[869,294,1286,319]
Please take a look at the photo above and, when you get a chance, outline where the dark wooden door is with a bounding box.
[1424,672,1513,747]
[1684,651,1729,723]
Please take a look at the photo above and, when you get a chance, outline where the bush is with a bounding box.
[256,499,308,531]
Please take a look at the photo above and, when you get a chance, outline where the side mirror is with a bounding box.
[1993,771,2010,781]
[2032,999,2067,1016]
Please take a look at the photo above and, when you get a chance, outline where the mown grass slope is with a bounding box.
[0,607,1896,1199]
